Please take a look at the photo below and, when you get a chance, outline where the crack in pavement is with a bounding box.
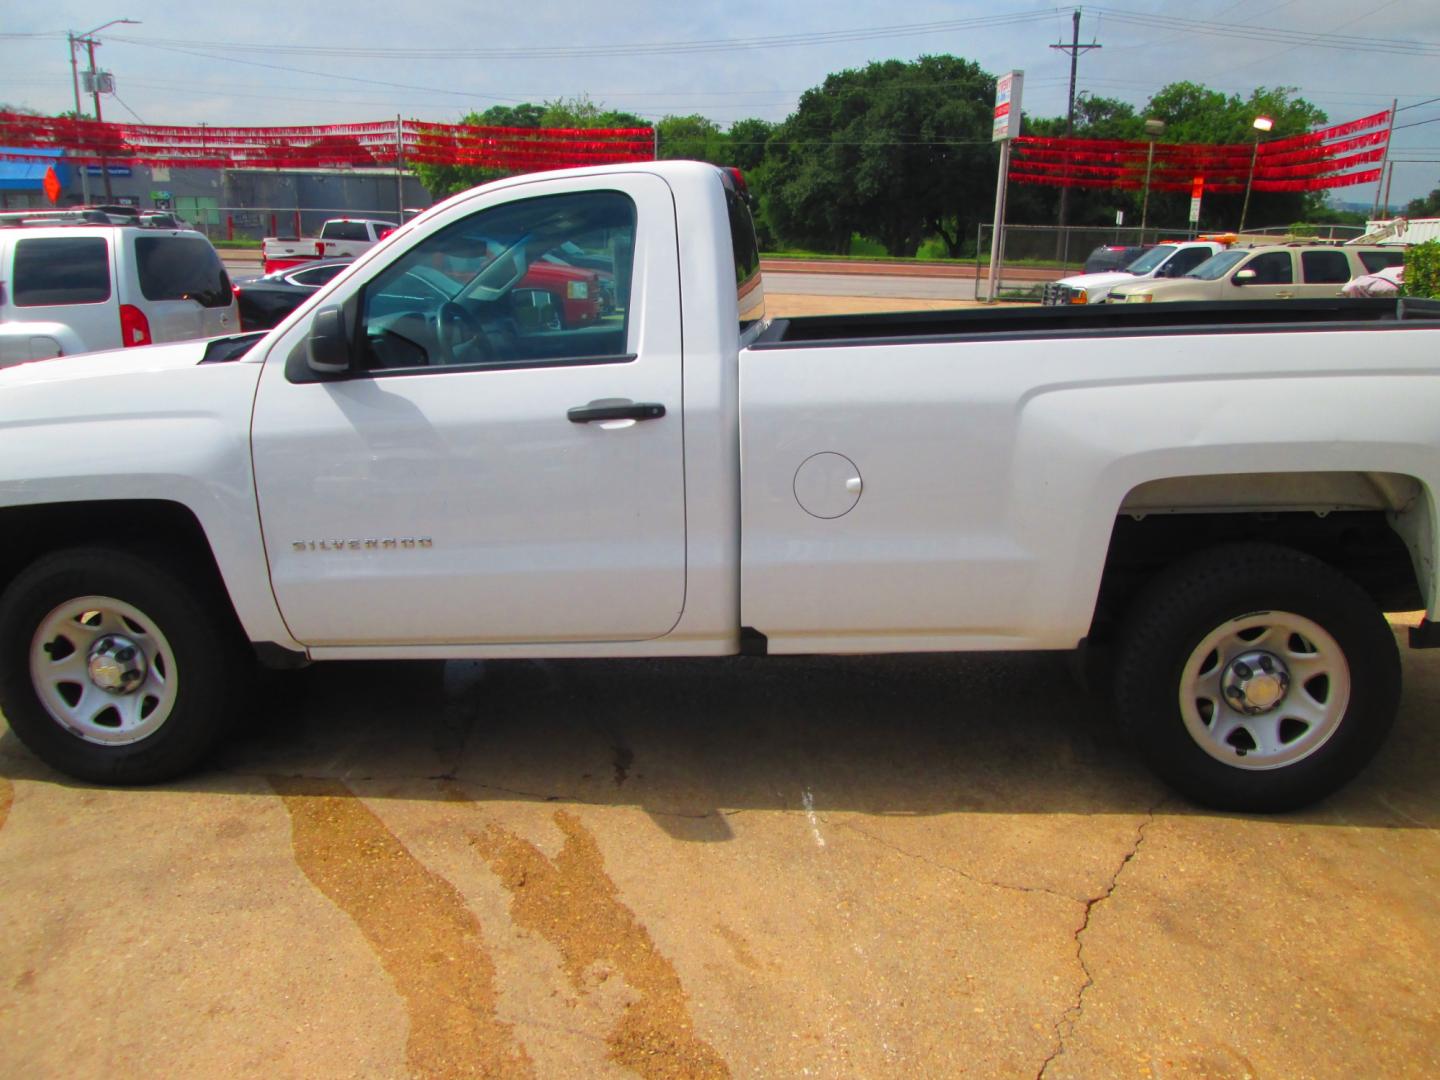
[1035,808,1158,1080]
[834,818,1082,904]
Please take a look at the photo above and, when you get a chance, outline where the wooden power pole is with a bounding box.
[1050,9,1101,260]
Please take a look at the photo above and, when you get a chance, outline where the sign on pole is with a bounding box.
[1188,176,1204,225]
[992,71,1024,142]
[987,70,1024,303]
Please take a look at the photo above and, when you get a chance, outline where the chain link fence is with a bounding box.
[973,223,1198,302]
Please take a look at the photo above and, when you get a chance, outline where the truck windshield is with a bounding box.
[1124,246,1175,274]
[1185,250,1249,280]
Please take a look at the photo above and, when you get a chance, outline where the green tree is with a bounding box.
[1405,184,1440,218]
[765,56,998,256]
[726,118,774,173]
[411,98,648,198]
[1138,83,1328,230]
[655,114,726,162]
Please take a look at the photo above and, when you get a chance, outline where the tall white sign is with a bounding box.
[992,71,1024,142]
[987,70,1024,302]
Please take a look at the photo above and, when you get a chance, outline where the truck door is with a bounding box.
[250,173,687,647]
[1230,250,1297,300]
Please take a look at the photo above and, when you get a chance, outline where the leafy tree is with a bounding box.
[1405,184,1440,218]
[1135,83,1328,230]
[765,56,998,256]
[726,118,774,173]
[412,98,647,198]
[655,115,725,161]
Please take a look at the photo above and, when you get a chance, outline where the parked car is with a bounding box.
[0,209,238,366]
[234,260,356,331]
[1082,243,1153,274]
[1108,244,1407,303]
[1044,240,1230,305]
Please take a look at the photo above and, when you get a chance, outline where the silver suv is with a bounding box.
[1107,243,1406,303]
[0,209,238,367]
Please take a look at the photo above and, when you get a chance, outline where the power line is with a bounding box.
[106,12,1058,62]
[1088,6,1440,55]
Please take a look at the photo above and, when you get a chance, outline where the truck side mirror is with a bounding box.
[307,306,352,375]
[1233,268,1258,284]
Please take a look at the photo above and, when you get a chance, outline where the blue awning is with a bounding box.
[0,148,72,191]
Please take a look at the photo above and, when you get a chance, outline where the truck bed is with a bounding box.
[751,297,1440,349]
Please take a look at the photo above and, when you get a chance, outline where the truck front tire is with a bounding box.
[0,548,247,784]
[1115,543,1401,812]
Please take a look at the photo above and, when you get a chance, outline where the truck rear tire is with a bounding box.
[0,548,248,784]
[1114,543,1400,812]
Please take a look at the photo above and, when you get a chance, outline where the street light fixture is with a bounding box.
[67,18,140,203]
[1139,118,1165,241]
[1238,115,1273,235]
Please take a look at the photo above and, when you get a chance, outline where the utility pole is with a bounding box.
[67,32,91,204]
[1050,8,1101,261]
[395,114,405,221]
[85,37,113,201]
[1371,98,1398,219]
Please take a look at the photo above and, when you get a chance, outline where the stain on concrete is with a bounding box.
[271,776,533,1080]
[612,740,635,787]
[472,810,730,1080]
[714,923,763,973]
[0,777,12,833]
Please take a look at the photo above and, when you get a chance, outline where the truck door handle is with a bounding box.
[567,402,666,423]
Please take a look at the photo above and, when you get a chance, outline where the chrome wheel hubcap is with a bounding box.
[30,596,178,746]
[1180,612,1350,770]
[1220,650,1291,715]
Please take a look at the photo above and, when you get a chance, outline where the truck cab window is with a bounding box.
[358,190,637,374]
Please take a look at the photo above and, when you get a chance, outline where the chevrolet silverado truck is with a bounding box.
[2,161,1439,812]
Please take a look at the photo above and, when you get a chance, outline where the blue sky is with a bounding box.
[2,0,1437,204]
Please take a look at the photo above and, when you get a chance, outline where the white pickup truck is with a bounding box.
[260,217,396,274]
[1042,240,1228,305]
[2,161,1439,812]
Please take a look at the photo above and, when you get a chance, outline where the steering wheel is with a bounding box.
[433,301,496,365]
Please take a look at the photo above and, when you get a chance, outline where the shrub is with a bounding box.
[1403,239,1440,299]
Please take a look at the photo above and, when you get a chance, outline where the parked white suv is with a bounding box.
[0,210,238,367]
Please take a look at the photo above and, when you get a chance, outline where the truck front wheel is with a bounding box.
[1114,543,1401,812]
[0,548,247,784]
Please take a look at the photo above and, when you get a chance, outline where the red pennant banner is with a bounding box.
[0,112,656,172]
[1011,110,1390,193]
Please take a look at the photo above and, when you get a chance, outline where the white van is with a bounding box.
[0,213,238,367]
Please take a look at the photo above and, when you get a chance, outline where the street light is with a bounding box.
[1139,118,1165,241]
[67,18,140,203]
[1238,115,1273,235]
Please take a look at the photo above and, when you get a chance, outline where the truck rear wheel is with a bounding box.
[0,548,247,784]
[1114,543,1400,812]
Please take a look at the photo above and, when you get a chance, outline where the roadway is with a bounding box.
[221,251,1063,302]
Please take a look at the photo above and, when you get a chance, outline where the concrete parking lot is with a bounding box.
[2,615,1438,1079]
